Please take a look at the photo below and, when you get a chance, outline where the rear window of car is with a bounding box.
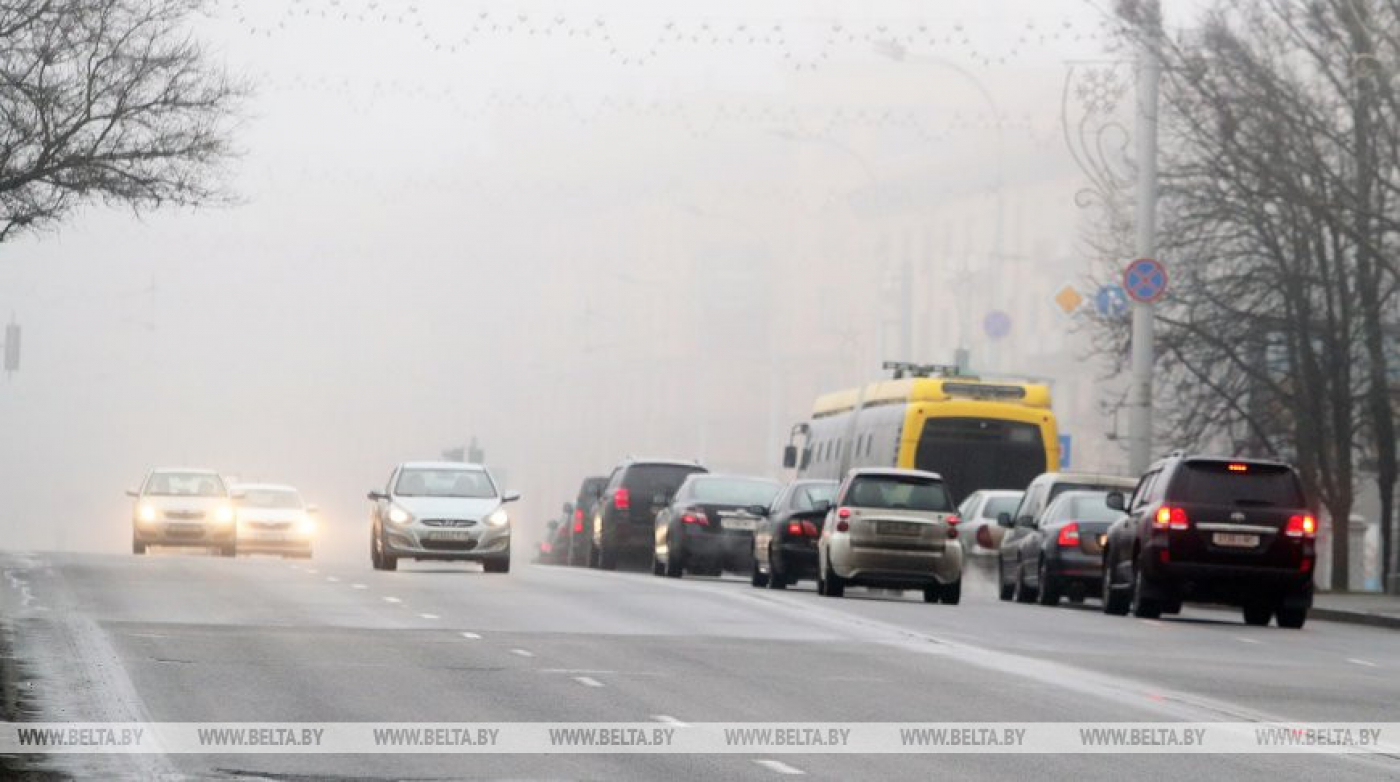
[844,475,953,512]
[1048,482,1127,502]
[1169,462,1304,507]
[689,477,781,506]
[982,495,1021,519]
[791,482,837,512]
[625,464,707,500]
[1046,494,1119,523]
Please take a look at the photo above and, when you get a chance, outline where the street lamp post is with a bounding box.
[1128,4,1162,476]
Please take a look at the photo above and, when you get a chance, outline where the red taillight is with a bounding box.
[1286,514,1317,539]
[836,520,850,533]
[572,520,584,533]
[573,508,584,522]
[682,512,707,525]
[801,520,820,537]
[540,542,552,553]
[1153,505,1189,530]
[1227,463,1249,472]
[787,521,803,536]
[837,507,851,520]
[1056,522,1081,547]
[614,488,630,510]
[976,525,994,549]
[945,514,960,526]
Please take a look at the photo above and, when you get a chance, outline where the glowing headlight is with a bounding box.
[215,505,235,524]
[486,508,509,527]
[388,505,413,525]
[138,504,157,523]
[298,515,316,536]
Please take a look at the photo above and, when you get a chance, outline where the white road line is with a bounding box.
[753,759,805,775]
[510,649,535,658]
[383,597,402,604]
[652,715,689,727]
[1347,658,1378,667]
[1235,636,1261,644]
[460,632,482,639]
[351,583,367,589]
[307,569,319,574]
[326,576,339,583]
[418,613,439,620]
[573,676,604,688]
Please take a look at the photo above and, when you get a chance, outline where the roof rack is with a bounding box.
[882,361,968,380]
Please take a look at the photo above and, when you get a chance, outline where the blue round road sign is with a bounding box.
[1095,285,1129,318]
[983,310,1012,339]
[1123,258,1167,303]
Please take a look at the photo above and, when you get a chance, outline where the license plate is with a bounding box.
[427,531,474,542]
[721,517,756,532]
[1213,533,1259,548]
[253,532,287,542]
[878,521,922,536]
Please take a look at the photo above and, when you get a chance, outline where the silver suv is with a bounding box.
[817,468,963,604]
[368,461,519,572]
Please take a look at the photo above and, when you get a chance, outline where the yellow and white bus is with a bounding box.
[785,365,1060,502]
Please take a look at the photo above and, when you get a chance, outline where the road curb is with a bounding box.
[1310,607,1400,630]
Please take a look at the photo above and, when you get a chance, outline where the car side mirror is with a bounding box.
[783,445,798,469]
[1105,491,1126,511]
[502,491,521,503]
[746,505,769,517]
[305,505,319,514]
[367,491,388,502]
[813,499,832,514]
[1017,515,1036,528]
[562,502,574,516]
[996,512,1014,528]
[547,520,558,531]
[125,488,139,498]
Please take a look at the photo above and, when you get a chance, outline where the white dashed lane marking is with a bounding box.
[1346,658,1378,667]
[419,613,439,620]
[510,649,535,658]
[753,759,805,775]
[652,715,689,727]
[572,676,604,688]
[351,584,367,590]
[383,597,402,604]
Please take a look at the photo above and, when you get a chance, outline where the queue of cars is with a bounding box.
[127,467,318,558]
[542,450,1318,628]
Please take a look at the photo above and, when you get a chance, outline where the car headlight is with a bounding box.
[388,504,413,525]
[138,504,157,523]
[298,515,316,536]
[486,507,509,527]
[215,505,235,524]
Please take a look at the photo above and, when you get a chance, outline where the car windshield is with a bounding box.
[144,472,225,497]
[1047,493,1120,523]
[1171,463,1304,507]
[791,482,837,512]
[689,477,781,506]
[845,475,953,512]
[395,468,496,499]
[239,489,302,509]
[982,495,1022,519]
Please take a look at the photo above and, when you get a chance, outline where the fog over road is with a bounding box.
[2,551,1398,780]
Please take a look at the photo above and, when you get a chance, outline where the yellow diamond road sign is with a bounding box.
[1054,284,1085,315]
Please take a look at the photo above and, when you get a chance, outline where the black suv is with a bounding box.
[590,459,707,570]
[1101,454,1316,628]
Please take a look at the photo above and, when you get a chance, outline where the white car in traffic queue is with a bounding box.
[368,461,519,572]
[233,483,317,559]
[817,467,964,604]
[128,468,239,556]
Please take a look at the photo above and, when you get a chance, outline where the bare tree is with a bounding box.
[0,0,243,242]
[1091,0,1400,590]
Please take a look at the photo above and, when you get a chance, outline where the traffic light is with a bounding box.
[3,322,18,373]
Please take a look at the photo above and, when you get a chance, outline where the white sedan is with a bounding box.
[233,483,318,558]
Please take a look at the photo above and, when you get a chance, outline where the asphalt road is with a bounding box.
[3,549,1399,780]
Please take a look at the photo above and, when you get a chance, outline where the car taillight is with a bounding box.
[976,524,994,549]
[614,488,630,510]
[1056,522,1081,547]
[787,521,803,536]
[1285,514,1316,539]
[837,507,851,520]
[573,520,584,533]
[801,520,820,537]
[540,542,552,553]
[945,514,960,525]
[573,508,584,522]
[1153,505,1189,530]
[682,511,707,525]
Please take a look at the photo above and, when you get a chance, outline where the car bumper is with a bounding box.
[1046,548,1104,583]
[134,523,236,546]
[237,531,313,555]
[679,531,753,570]
[1140,543,1313,603]
[829,537,963,587]
[774,541,819,578]
[383,525,511,561]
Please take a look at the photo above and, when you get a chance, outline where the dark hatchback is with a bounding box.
[1102,454,1316,628]
[563,475,607,566]
[1002,490,1120,606]
[590,459,708,570]
[751,479,838,589]
[652,474,782,578]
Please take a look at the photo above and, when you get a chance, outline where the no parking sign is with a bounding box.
[1123,258,1168,303]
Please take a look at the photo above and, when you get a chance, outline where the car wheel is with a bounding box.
[1036,560,1061,606]
[483,556,510,574]
[1102,555,1130,616]
[821,555,845,598]
[997,559,1014,601]
[664,540,683,578]
[923,583,942,603]
[132,540,146,555]
[767,548,788,590]
[219,544,236,558]
[379,533,398,572]
[751,556,769,588]
[652,552,664,577]
[1130,568,1161,619]
[597,540,617,571]
[940,577,962,605]
[1276,603,1307,629]
[1013,560,1037,603]
[1242,602,1273,627]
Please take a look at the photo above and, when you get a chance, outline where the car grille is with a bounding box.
[165,510,205,520]
[167,523,206,537]
[421,538,478,551]
[246,521,292,530]
[422,518,477,528]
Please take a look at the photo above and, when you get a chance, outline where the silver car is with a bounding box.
[817,467,963,604]
[368,461,519,572]
[234,483,317,559]
[128,468,238,556]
